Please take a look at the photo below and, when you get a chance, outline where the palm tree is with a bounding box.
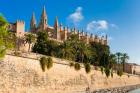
[121,53,129,72]
[60,41,72,59]
[109,54,117,70]
[46,40,58,57]
[116,52,122,71]
[79,42,91,63]
[25,33,36,52]
[116,52,122,64]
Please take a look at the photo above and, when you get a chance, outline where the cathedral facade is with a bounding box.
[9,6,108,46]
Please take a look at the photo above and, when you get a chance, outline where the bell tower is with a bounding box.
[54,16,60,40]
[30,12,36,33]
[38,6,48,31]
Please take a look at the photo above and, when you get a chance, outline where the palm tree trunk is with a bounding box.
[123,61,125,72]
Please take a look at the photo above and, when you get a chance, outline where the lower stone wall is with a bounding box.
[1,54,140,93]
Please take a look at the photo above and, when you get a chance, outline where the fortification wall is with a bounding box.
[1,54,140,93]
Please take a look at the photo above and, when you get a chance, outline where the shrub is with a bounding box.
[69,62,74,67]
[14,51,20,56]
[84,63,91,74]
[100,66,104,74]
[104,67,110,78]
[117,70,123,77]
[74,63,81,71]
[46,57,53,70]
[40,57,47,72]
[111,70,113,78]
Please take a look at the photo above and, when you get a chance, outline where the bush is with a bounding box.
[69,62,74,67]
[104,67,110,78]
[100,66,104,74]
[40,57,47,72]
[40,57,53,72]
[117,70,123,77]
[84,63,91,74]
[14,51,21,56]
[46,57,53,70]
[111,70,113,78]
[74,63,81,71]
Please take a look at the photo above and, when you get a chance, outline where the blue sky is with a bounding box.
[0,0,140,64]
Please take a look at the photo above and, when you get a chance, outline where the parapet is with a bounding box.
[16,20,25,24]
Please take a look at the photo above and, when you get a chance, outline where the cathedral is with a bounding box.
[9,6,108,47]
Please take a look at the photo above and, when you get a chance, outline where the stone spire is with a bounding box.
[54,16,60,40]
[30,12,36,32]
[54,16,59,29]
[42,6,47,18]
[38,6,48,30]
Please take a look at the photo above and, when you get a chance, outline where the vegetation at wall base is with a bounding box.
[40,57,47,72]
[84,63,91,73]
[46,57,53,70]
[104,67,111,78]
[111,69,113,78]
[74,63,81,71]
[117,70,123,77]
[40,56,53,72]
[100,66,104,75]
[69,62,74,67]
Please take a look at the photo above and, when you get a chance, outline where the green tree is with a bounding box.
[109,54,117,70]
[46,40,59,57]
[33,31,48,54]
[59,41,72,59]
[0,14,15,58]
[79,42,91,63]
[68,34,80,61]
[25,33,36,52]
[90,42,110,66]
[121,53,129,72]
[116,52,122,71]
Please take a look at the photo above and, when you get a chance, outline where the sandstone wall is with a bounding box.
[1,54,140,93]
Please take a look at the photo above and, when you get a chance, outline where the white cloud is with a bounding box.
[108,36,113,41]
[110,24,118,29]
[67,7,84,26]
[86,20,118,32]
[86,20,108,32]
